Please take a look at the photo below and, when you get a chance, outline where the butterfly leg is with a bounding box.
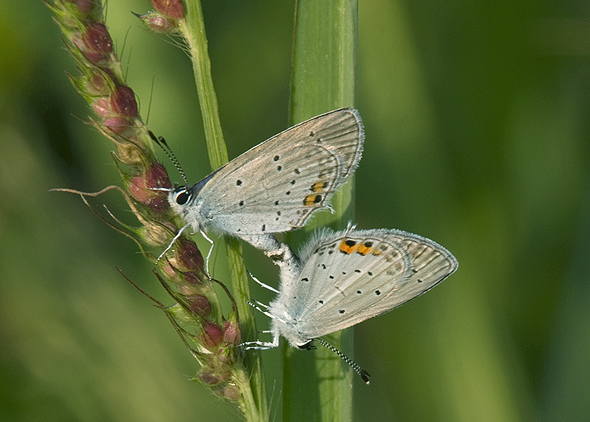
[247,299,272,317]
[240,333,280,350]
[199,229,215,276]
[156,223,190,265]
[247,270,279,293]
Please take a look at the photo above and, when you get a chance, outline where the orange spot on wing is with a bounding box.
[357,244,374,256]
[339,239,359,254]
[303,194,323,206]
[311,181,328,193]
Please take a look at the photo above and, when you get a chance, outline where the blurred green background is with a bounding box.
[1,0,589,421]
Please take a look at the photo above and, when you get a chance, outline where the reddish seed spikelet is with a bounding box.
[144,196,169,213]
[128,164,172,211]
[222,320,241,344]
[147,163,172,190]
[176,239,204,272]
[92,97,110,118]
[197,370,220,385]
[71,34,108,64]
[151,0,185,20]
[103,117,132,134]
[201,322,224,349]
[136,11,178,34]
[110,86,138,117]
[188,294,212,317]
[181,270,203,285]
[128,176,149,203]
[161,260,180,281]
[219,384,241,401]
[197,369,230,386]
[86,72,109,96]
[84,22,112,52]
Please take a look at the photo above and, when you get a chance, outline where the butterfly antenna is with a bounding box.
[149,130,188,184]
[313,338,371,384]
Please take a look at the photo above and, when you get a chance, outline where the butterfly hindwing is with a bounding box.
[282,228,458,339]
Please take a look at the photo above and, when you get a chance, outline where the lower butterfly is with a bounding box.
[242,226,458,383]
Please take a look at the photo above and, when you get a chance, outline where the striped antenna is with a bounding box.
[313,337,371,384]
[149,130,188,184]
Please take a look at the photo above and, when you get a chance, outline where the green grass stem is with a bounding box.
[284,1,358,421]
[179,1,268,420]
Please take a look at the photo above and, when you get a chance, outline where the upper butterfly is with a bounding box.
[167,108,364,255]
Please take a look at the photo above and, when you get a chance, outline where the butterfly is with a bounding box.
[163,108,364,265]
[243,226,458,383]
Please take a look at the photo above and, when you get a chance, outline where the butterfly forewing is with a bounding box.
[195,109,363,235]
[286,229,458,338]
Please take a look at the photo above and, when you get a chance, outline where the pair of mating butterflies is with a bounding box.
[165,109,458,383]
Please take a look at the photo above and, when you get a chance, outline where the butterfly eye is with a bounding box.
[175,190,191,205]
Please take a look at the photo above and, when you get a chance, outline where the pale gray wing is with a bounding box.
[196,109,364,235]
[288,228,458,339]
